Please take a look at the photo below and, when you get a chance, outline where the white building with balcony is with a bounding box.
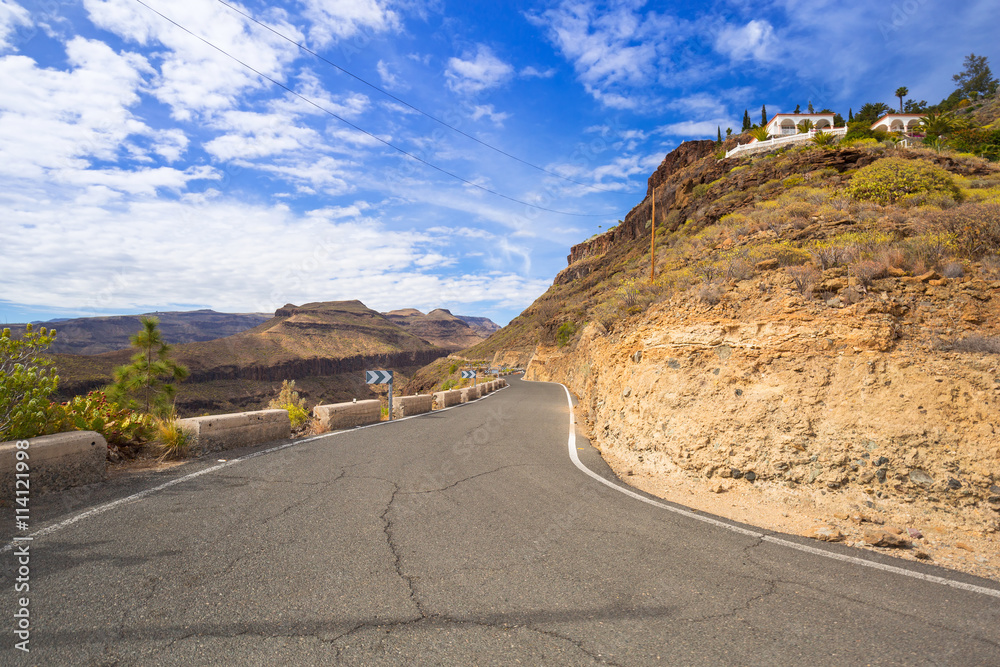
[870,113,924,133]
[763,113,837,137]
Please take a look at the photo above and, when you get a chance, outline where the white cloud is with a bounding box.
[298,0,400,47]
[376,59,405,89]
[470,104,510,126]
[0,38,154,179]
[520,65,556,79]
[715,19,777,63]
[0,189,546,317]
[445,45,514,95]
[0,0,30,50]
[204,110,321,161]
[528,1,682,108]
[658,119,733,138]
[84,0,303,120]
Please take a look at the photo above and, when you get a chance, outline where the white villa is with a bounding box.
[762,113,837,137]
[870,113,924,134]
[725,112,845,158]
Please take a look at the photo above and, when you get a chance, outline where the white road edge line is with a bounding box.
[558,382,1000,599]
[1,385,509,554]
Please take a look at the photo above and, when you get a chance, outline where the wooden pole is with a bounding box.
[649,189,656,283]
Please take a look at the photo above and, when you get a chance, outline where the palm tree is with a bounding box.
[797,119,815,133]
[748,126,771,142]
[895,87,909,113]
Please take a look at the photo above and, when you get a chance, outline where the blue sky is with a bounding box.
[1,0,997,326]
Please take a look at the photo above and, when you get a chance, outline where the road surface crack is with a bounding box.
[380,481,427,619]
[398,464,540,495]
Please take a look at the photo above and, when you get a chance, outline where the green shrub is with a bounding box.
[782,175,804,187]
[692,183,711,198]
[845,158,960,206]
[556,322,578,347]
[1,325,61,441]
[448,363,459,374]
[60,391,155,449]
[268,379,309,427]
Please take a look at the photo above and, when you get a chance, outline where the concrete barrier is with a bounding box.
[433,389,462,409]
[1,431,107,496]
[393,394,433,419]
[459,387,475,403]
[178,409,291,454]
[313,399,381,431]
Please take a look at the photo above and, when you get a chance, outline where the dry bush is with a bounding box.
[904,233,956,271]
[877,246,906,269]
[723,248,754,282]
[788,265,820,295]
[926,203,1000,259]
[853,259,887,287]
[982,255,1000,277]
[951,335,1000,354]
[829,196,853,212]
[696,284,724,304]
[941,261,965,278]
[810,244,852,270]
[785,201,814,219]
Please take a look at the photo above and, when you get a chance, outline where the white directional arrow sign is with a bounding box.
[366,370,394,384]
[460,371,476,379]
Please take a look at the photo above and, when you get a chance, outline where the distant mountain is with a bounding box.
[383,308,485,350]
[456,315,502,338]
[51,300,448,416]
[7,309,271,355]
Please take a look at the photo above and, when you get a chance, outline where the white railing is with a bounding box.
[725,126,848,159]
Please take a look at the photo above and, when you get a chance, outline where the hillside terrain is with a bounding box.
[383,308,485,349]
[445,136,1000,580]
[8,310,270,355]
[51,300,448,416]
[456,315,502,338]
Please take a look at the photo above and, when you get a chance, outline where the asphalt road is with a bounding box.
[3,376,1000,665]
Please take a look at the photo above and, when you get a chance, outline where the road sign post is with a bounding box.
[366,370,394,420]
[461,370,477,387]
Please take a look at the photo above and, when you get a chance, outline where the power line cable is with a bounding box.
[214,0,628,195]
[131,0,611,217]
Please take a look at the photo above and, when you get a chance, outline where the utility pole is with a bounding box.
[649,188,657,283]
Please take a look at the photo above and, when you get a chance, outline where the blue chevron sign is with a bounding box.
[366,370,394,384]
[460,371,476,379]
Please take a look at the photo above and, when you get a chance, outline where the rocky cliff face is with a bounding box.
[383,308,485,349]
[476,138,1000,578]
[10,310,271,355]
[525,269,1000,577]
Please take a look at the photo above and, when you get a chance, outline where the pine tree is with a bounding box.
[953,53,999,98]
[808,100,814,114]
[794,104,801,114]
[848,108,854,122]
[717,126,722,143]
[106,317,189,417]
[761,105,767,126]
[741,110,751,132]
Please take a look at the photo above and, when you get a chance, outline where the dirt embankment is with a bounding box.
[524,268,1000,581]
